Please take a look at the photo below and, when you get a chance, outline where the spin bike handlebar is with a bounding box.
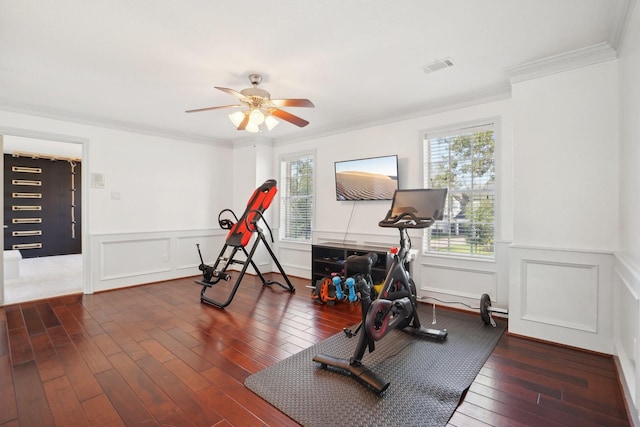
[378,211,434,229]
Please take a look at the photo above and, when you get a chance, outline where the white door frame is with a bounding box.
[0,126,91,305]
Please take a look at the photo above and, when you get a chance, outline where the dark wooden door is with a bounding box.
[4,154,82,258]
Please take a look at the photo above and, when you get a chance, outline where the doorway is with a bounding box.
[1,133,86,305]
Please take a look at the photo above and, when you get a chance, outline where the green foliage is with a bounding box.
[282,157,313,240]
[429,130,495,254]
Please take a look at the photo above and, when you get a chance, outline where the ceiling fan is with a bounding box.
[186,74,315,133]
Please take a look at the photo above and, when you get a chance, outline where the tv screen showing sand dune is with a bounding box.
[335,155,398,201]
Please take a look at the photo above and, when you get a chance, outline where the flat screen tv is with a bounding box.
[334,155,399,201]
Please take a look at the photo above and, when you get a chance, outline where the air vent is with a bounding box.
[421,58,454,74]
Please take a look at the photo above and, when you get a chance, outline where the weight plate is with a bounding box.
[480,293,492,325]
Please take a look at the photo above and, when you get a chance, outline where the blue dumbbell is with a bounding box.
[346,277,357,302]
[332,276,344,300]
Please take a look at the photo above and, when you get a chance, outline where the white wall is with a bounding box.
[227,138,277,272]
[3,134,83,158]
[0,110,233,294]
[512,63,619,251]
[509,60,619,354]
[273,99,513,315]
[617,0,640,421]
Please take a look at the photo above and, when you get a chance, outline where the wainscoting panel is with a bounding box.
[176,234,220,270]
[613,253,639,423]
[509,245,614,354]
[420,263,497,301]
[276,238,312,280]
[100,238,171,280]
[521,260,598,332]
[90,229,223,293]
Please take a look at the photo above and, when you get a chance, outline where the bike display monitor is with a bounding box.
[389,188,448,221]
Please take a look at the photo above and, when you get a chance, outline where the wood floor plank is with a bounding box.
[197,384,270,427]
[158,410,200,427]
[138,338,177,363]
[35,302,61,329]
[220,345,268,373]
[538,393,630,427]
[100,321,149,360]
[201,365,298,427]
[91,332,122,357]
[80,394,126,427]
[447,410,493,426]
[136,355,225,426]
[146,326,214,372]
[468,382,603,427]
[52,305,85,337]
[22,305,46,336]
[5,305,24,330]
[55,342,104,402]
[69,332,113,374]
[0,316,8,357]
[463,390,568,427]
[30,332,65,382]
[94,368,156,425]
[8,326,33,365]
[46,325,72,348]
[0,354,18,425]
[163,357,212,391]
[43,375,90,427]
[483,353,628,417]
[12,361,55,427]
[107,351,180,421]
[455,400,531,427]
[0,274,631,427]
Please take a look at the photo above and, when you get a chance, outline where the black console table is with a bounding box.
[311,242,393,287]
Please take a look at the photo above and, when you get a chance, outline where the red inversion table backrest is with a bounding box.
[225,179,277,247]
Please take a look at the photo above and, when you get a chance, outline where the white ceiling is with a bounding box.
[0,0,631,145]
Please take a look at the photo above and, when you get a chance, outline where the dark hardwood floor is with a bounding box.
[0,274,631,426]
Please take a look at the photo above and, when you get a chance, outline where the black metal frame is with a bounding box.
[196,219,295,309]
[313,188,449,393]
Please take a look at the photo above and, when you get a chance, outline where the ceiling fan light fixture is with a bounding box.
[265,115,279,131]
[188,74,314,134]
[229,111,245,127]
[245,122,260,133]
[249,108,265,125]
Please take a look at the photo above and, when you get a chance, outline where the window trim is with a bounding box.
[421,118,500,259]
[278,151,315,243]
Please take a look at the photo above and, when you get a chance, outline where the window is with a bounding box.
[280,153,314,241]
[423,122,495,257]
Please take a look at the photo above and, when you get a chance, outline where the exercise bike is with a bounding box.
[313,188,449,394]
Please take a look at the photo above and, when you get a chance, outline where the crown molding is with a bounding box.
[505,42,617,84]
[609,0,636,52]
[0,99,232,148]
[274,83,512,146]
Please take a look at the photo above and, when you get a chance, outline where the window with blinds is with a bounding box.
[423,123,496,258]
[279,153,314,241]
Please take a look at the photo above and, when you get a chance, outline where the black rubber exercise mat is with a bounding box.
[245,305,506,426]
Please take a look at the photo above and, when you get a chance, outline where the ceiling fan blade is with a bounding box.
[185,105,241,113]
[271,108,310,127]
[270,99,315,108]
[237,112,250,130]
[215,86,249,101]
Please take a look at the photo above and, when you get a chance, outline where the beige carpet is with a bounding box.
[3,253,82,305]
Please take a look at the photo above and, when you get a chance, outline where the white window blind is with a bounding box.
[423,123,496,257]
[280,154,314,241]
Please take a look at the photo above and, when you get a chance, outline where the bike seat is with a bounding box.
[346,252,378,274]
